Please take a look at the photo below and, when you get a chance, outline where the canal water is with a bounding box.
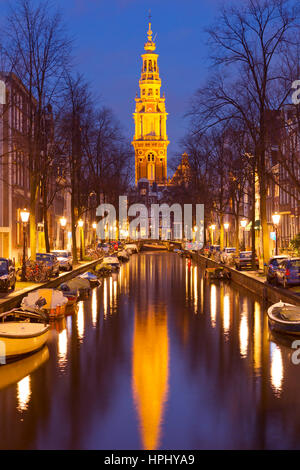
[0,251,300,450]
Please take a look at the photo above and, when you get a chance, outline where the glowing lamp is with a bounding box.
[20,208,30,223]
[60,217,67,228]
[272,213,280,226]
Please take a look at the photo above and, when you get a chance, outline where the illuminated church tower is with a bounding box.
[132,20,169,185]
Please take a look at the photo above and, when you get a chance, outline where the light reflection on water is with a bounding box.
[17,376,31,412]
[1,252,300,449]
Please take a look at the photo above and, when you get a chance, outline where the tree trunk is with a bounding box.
[29,176,38,260]
[235,213,240,256]
[71,179,78,265]
[219,213,224,250]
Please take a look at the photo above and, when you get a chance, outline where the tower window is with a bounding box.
[147,152,155,162]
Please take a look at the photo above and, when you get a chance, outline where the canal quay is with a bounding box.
[1,251,300,450]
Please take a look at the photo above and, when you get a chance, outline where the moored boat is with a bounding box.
[0,309,49,362]
[205,267,231,280]
[78,271,100,288]
[102,256,120,271]
[21,289,68,320]
[267,301,300,335]
[62,278,91,299]
[58,283,78,305]
[117,250,129,262]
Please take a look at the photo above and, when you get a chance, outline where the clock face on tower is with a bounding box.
[147,104,154,112]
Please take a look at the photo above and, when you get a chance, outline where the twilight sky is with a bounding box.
[1,0,222,163]
[57,0,222,161]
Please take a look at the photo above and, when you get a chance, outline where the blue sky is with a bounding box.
[57,0,221,161]
[1,0,222,162]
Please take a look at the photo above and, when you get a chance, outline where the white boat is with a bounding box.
[103,256,120,270]
[124,244,138,254]
[267,301,300,335]
[117,250,129,262]
[0,309,49,361]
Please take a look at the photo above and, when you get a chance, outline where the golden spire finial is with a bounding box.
[147,9,152,41]
[144,11,156,52]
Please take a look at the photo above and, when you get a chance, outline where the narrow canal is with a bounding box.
[0,251,300,450]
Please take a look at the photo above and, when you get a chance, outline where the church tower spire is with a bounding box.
[132,18,169,185]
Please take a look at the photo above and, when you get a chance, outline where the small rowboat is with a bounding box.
[21,289,68,320]
[267,301,300,335]
[0,309,49,362]
[78,271,100,288]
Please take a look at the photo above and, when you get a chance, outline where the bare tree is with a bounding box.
[57,72,92,264]
[188,0,300,265]
[3,0,72,259]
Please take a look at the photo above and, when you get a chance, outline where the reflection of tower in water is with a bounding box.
[132,305,169,450]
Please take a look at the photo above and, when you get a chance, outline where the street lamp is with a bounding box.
[92,222,97,245]
[240,219,247,251]
[20,208,30,282]
[224,223,229,247]
[272,212,281,256]
[60,217,67,250]
[209,224,216,245]
[78,219,84,261]
[193,225,198,242]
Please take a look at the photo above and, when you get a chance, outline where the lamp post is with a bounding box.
[20,208,30,282]
[224,223,229,247]
[210,224,216,245]
[193,225,198,242]
[272,212,281,256]
[240,219,247,251]
[60,217,67,250]
[92,222,97,245]
[78,219,84,261]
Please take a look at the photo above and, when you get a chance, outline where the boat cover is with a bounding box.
[21,289,68,310]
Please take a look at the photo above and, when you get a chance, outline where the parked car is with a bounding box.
[51,250,73,271]
[235,251,259,270]
[36,253,60,277]
[221,247,236,264]
[0,258,16,292]
[266,255,289,284]
[275,258,300,288]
